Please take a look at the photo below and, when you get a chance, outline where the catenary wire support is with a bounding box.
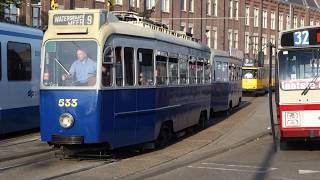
[268,42,277,151]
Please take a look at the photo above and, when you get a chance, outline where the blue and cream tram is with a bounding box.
[40,9,212,149]
[210,49,243,113]
[0,23,42,134]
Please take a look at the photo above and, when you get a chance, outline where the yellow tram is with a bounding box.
[242,66,268,95]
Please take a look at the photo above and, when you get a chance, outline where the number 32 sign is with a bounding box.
[294,31,309,46]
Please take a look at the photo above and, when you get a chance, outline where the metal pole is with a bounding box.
[259,0,263,67]
[268,42,277,151]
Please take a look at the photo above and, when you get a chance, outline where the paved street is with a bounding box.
[146,135,320,180]
[2,96,320,180]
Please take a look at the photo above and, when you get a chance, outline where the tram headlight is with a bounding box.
[284,112,301,127]
[59,113,74,129]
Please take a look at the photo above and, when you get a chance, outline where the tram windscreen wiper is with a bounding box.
[301,74,319,95]
[54,57,70,76]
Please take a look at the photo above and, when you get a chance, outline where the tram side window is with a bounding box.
[156,55,168,86]
[222,62,229,82]
[189,57,196,84]
[102,46,113,87]
[168,57,178,85]
[7,42,32,81]
[115,47,123,86]
[204,60,211,83]
[179,57,188,84]
[197,59,204,84]
[124,47,135,86]
[137,48,154,86]
[0,42,1,81]
[215,61,222,81]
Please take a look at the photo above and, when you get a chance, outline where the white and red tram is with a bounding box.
[278,27,320,145]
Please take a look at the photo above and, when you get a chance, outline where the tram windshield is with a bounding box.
[242,69,257,79]
[279,49,320,90]
[43,40,98,87]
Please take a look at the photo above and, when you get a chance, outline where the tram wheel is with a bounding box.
[155,124,172,148]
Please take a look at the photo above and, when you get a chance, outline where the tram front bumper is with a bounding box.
[51,134,84,145]
[281,128,320,139]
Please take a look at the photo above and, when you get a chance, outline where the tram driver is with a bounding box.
[62,49,97,86]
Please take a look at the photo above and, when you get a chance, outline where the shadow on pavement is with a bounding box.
[252,142,277,180]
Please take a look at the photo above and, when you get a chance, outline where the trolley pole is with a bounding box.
[268,42,277,151]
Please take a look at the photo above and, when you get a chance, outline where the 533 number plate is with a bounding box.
[58,99,78,107]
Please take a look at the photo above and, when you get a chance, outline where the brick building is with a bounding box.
[3,0,320,64]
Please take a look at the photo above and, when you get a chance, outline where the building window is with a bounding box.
[181,0,186,11]
[7,42,32,81]
[245,34,250,54]
[213,0,217,16]
[189,0,194,12]
[189,24,194,35]
[207,0,211,15]
[161,0,169,12]
[146,0,155,10]
[245,6,250,26]
[270,36,275,56]
[300,17,304,27]
[234,31,238,49]
[130,0,140,8]
[310,19,314,26]
[228,30,233,50]
[316,21,320,26]
[262,10,267,28]
[271,11,275,30]
[235,0,239,20]
[253,36,259,55]
[294,16,298,28]
[116,0,123,5]
[254,8,259,27]
[4,3,19,23]
[279,13,284,31]
[229,0,233,18]
[262,36,267,54]
[180,24,186,32]
[213,29,217,49]
[32,5,41,27]
[206,29,211,48]
[286,15,290,29]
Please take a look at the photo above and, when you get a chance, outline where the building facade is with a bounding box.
[3,0,320,64]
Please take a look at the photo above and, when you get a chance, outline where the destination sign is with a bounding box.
[281,28,320,47]
[281,80,320,90]
[53,14,94,25]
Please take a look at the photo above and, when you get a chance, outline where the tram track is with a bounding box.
[0,96,261,179]
[0,132,40,147]
[39,96,262,180]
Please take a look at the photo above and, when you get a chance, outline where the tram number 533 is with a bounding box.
[58,99,78,107]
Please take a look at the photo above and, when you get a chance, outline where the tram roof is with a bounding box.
[0,22,43,37]
[44,9,210,53]
[210,49,229,57]
[103,21,210,52]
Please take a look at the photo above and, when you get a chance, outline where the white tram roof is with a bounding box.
[45,9,210,54]
[103,21,210,52]
[0,22,43,37]
[210,49,229,58]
